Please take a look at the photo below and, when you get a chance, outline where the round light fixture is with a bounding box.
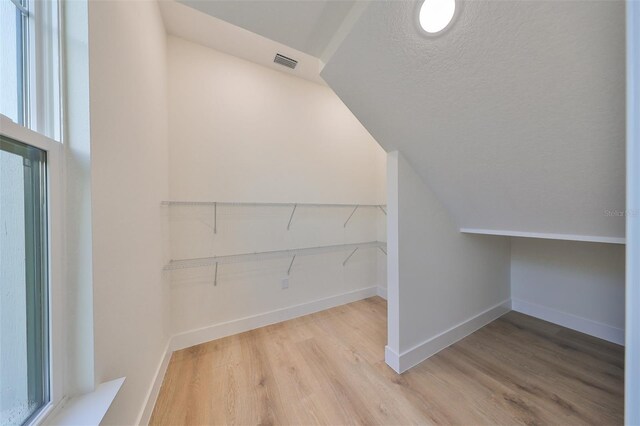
[418,0,456,34]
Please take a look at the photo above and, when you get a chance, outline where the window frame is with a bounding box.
[2,0,65,423]
[4,0,62,141]
[0,115,64,426]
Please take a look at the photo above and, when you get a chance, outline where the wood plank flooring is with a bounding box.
[150,297,624,425]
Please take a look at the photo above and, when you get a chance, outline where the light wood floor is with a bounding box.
[150,297,624,425]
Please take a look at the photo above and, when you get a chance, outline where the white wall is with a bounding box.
[166,36,386,338]
[88,1,170,424]
[386,152,511,372]
[168,36,385,204]
[626,0,640,421]
[511,238,625,344]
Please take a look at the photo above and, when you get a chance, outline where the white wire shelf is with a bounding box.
[161,200,386,209]
[164,241,387,271]
[162,201,387,230]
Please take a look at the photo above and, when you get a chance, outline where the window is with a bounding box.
[0,0,26,124]
[0,0,61,141]
[1,0,61,423]
[0,134,49,426]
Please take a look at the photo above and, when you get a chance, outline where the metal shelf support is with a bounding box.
[287,255,296,276]
[344,205,359,228]
[287,204,297,231]
[342,248,359,266]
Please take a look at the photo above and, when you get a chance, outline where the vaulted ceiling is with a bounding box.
[160,1,326,84]
[321,0,626,241]
[170,0,626,242]
[177,0,357,59]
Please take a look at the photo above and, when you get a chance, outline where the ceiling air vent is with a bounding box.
[274,53,298,69]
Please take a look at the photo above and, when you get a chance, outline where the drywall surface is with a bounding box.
[168,36,385,204]
[167,204,383,334]
[166,36,386,336]
[159,1,326,85]
[88,1,170,424]
[177,0,356,58]
[387,152,510,367]
[511,238,625,344]
[322,0,625,240]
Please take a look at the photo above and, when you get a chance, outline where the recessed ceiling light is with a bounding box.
[419,0,456,34]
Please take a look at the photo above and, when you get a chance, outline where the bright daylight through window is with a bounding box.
[1,0,61,424]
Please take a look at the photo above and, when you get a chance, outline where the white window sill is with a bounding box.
[45,377,125,426]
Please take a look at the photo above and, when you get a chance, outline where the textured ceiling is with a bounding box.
[177,0,357,58]
[322,0,626,240]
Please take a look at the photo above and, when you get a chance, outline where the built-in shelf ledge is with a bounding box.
[164,241,387,271]
[460,228,626,245]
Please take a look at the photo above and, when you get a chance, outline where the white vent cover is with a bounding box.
[274,53,298,69]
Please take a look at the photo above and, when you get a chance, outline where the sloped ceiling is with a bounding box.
[160,1,325,85]
[321,0,625,240]
[177,0,357,58]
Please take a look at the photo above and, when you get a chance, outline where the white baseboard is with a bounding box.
[384,345,400,372]
[136,342,171,426]
[170,286,378,351]
[512,298,624,345]
[385,299,511,373]
[376,286,387,300]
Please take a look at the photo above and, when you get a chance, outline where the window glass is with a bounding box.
[0,0,23,123]
[0,135,49,426]
[1,0,61,141]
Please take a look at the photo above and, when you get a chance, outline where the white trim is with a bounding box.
[384,346,400,373]
[25,0,62,141]
[376,286,387,300]
[136,342,172,426]
[170,286,378,351]
[47,378,125,426]
[460,228,625,245]
[385,299,511,373]
[626,0,640,422]
[512,298,625,346]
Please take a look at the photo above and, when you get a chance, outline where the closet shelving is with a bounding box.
[163,241,387,271]
[161,201,386,209]
[162,201,387,282]
[161,201,387,231]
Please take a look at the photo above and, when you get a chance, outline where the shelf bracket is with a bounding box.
[214,262,218,286]
[287,204,297,231]
[342,247,358,266]
[213,202,217,234]
[378,246,387,255]
[344,205,359,228]
[287,255,296,276]
[378,205,387,216]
